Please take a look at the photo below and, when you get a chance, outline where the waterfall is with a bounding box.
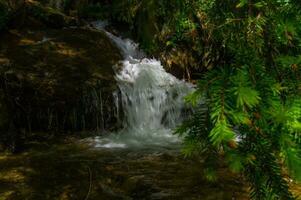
[90,21,194,148]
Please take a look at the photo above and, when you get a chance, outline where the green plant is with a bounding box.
[175,0,301,199]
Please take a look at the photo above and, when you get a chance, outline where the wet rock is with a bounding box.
[0,0,78,30]
[0,26,122,141]
[24,0,75,28]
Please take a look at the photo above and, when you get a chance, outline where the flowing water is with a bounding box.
[0,22,253,200]
[1,20,300,200]
[90,21,194,149]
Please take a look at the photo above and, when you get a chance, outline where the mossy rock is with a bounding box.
[4,0,77,30]
[0,27,122,136]
[26,0,76,28]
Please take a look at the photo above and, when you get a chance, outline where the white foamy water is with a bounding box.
[89,21,194,148]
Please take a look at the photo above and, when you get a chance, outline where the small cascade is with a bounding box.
[90,21,194,148]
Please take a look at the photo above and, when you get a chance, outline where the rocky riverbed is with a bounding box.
[0,140,252,200]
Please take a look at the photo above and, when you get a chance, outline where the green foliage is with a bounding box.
[232,69,261,108]
[174,0,301,199]
[209,119,235,146]
[1,0,299,198]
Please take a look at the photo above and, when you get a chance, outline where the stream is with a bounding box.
[0,143,249,200]
[88,21,193,149]
[0,22,251,200]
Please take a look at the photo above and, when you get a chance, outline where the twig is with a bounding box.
[84,166,92,200]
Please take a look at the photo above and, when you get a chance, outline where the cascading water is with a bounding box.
[90,21,194,148]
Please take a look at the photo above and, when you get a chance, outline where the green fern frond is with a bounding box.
[229,111,250,125]
[225,150,244,173]
[181,137,201,157]
[235,86,261,108]
[284,146,301,182]
[231,68,261,108]
[184,89,203,107]
[209,119,235,146]
[204,167,218,182]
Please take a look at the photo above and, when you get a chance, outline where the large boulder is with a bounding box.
[13,0,77,29]
[0,0,77,31]
[0,26,122,150]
